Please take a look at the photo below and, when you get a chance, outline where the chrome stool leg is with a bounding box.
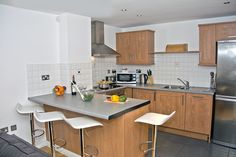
[152,125,157,157]
[30,113,35,145]
[48,121,56,157]
[80,129,85,157]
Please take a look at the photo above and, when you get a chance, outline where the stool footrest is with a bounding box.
[53,138,66,149]
[84,145,99,157]
[32,129,45,138]
[139,141,154,154]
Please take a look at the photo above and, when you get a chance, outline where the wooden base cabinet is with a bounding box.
[133,88,156,112]
[185,93,213,137]
[44,105,149,157]
[156,91,213,142]
[156,91,185,130]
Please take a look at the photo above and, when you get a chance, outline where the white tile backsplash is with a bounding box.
[27,62,93,96]
[92,53,216,87]
[27,53,216,97]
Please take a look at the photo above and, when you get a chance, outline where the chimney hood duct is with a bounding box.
[91,21,119,57]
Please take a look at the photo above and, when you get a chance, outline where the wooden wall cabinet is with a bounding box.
[116,30,154,65]
[199,24,216,66]
[156,91,185,130]
[199,21,236,66]
[185,93,213,136]
[215,22,236,40]
[133,88,156,112]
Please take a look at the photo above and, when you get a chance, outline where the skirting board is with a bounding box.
[158,126,210,142]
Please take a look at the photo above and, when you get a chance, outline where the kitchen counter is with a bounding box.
[116,83,215,95]
[28,93,150,120]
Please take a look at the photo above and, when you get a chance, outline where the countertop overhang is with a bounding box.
[28,93,150,120]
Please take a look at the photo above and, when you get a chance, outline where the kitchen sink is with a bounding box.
[163,85,186,90]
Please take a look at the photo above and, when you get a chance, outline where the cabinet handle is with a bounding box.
[182,96,184,105]
[193,96,204,99]
[228,36,236,38]
[154,91,156,101]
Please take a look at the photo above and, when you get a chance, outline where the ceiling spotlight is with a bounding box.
[137,14,143,17]
[223,1,230,4]
[121,8,128,12]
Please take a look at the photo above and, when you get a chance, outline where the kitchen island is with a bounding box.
[29,93,150,157]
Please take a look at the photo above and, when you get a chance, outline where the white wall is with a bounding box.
[0,4,58,142]
[59,13,91,63]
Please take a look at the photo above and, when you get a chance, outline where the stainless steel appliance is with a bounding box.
[91,21,119,56]
[213,39,236,148]
[139,73,148,84]
[116,72,136,84]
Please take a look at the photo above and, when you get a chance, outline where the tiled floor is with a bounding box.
[150,131,236,157]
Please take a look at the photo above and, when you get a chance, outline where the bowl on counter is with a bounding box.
[81,89,95,101]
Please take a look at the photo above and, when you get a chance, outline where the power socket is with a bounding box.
[0,127,8,133]
[11,125,17,131]
[41,75,50,81]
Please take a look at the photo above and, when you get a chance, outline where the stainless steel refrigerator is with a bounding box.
[213,39,236,148]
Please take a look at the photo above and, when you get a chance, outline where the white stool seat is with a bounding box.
[64,116,103,157]
[16,102,44,114]
[135,111,176,157]
[64,116,103,129]
[135,111,176,126]
[34,111,65,123]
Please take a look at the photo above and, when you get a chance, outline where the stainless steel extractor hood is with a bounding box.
[91,21,119,57]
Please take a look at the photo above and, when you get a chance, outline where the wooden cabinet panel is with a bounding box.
[216,22,236,40]
[124,105,149,157]
[156,91,185,130]
[116,30,154,65]
[124,87,133,98]
[185,94,213,135]
[116,33,130,64]
[133,88,155,112]
[199,21,236,66]
[44,105,148,157]
[199,24,216,66]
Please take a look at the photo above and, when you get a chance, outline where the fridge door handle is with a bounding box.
[215,96,236,102]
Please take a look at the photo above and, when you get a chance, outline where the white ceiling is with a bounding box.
[1,0,236,27]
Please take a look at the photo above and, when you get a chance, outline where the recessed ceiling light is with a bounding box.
[137,14,143,17]
[223,1,230,4]
[121,8,128,12]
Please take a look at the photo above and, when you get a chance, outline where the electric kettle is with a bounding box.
[139,73,148,84]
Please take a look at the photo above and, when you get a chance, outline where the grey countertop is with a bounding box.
[28,93,150,120]
[114,84,215,95]
[94,83,215,95]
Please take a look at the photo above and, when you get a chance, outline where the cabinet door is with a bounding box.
[199,24,216,66]
[116,30,154,65]
[156,91,185,130]
[216,22,236,41]
[133,89,155,112]
[116,32,130,64]
[124,88,133,98]
[185,94,213,134]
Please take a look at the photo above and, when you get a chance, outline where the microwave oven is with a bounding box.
[116,72,136,84]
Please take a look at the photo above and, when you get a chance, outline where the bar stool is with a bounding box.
[16,102,45,145]
[34,111,65,157]
[135,111,176,157]
[64,116,103,157]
